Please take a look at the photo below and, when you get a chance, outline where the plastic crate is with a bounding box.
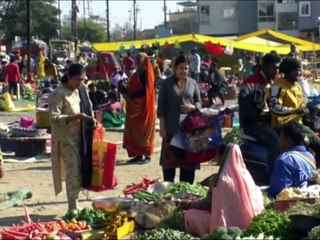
[275,198,317,212]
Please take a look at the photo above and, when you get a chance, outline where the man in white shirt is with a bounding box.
[189,48,201,82]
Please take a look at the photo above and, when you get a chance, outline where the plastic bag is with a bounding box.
[90,124,117,192]
[3,92,15,112]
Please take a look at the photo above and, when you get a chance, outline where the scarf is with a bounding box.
[79,84,94,189]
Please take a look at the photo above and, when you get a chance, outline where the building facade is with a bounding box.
[198,0,320,38]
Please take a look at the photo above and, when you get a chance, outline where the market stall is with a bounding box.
[92,29,320,55]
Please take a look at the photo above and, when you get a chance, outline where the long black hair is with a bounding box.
[60,63,85,83]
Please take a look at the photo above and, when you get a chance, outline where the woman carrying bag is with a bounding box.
[157,54,202,184]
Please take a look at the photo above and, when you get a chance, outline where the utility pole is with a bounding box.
[106,0,110,42]
[133,0,136,40]
[26,0,31,80]
[83,0,86,27]
[163,0,167,28]
[58,0,61,39]
[72,0,78,58]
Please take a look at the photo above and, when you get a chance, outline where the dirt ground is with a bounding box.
[0,130,218,227]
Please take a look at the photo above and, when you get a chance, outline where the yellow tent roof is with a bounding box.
[92,31,320,54]
[237,29,314,46]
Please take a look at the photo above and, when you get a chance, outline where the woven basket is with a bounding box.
[275,198,317,212]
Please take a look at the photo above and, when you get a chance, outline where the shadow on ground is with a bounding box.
[0,214,56,226]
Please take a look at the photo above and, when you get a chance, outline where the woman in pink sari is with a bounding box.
[181,143,265,237]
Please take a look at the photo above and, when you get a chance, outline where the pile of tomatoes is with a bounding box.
[44,219,90,232]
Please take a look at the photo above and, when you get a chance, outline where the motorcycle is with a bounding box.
[239,130,269,185]
[36,77,57,108]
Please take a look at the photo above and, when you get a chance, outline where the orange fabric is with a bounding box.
[123,54,156,157]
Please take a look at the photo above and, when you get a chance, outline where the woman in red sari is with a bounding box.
[123,52,156,164]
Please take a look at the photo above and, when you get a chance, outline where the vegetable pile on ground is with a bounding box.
[63,207,109,225]
[202,227,242,240]
[136,228,194,240]
[161,182,208,199]
[0,206,84,240]
[159,208,185,231]
[133,190,162,202]
[43,219,89,232]
[123,175,158,196]
[308,226,320,239]
[243,209,293,239]
[286,201,320,217]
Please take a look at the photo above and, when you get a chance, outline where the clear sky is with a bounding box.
[59,0,185,30]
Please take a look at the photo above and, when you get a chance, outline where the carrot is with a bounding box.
[23,205,32,224]
[3,229,28,238]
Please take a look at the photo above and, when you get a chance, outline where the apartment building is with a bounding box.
[198,0,320,37]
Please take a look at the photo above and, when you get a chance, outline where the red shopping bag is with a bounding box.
[90,125,117,192]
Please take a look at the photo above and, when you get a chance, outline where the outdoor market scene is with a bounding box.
[3,0,320,239]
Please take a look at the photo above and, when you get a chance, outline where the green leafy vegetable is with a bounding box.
[136,228,193,240]
[243,209,293,239]
[223,127,240,144]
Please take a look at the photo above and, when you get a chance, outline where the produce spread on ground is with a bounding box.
[2,174,320,240]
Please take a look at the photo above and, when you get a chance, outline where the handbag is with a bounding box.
[182,111,211,132]
[180,115,223,154]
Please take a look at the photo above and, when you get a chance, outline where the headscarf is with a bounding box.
[210,144,264,230]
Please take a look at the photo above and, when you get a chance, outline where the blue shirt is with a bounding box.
[268,146,316,198]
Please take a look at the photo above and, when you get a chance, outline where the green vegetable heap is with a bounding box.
[63,207,109,225]
[244,209,293,239]
[202,227,242,240]
[308,226,320,240]
[159,208,185,231]
[161,182,209,199]
[136,228,193,240]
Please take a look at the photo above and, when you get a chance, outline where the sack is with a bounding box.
[180,115,223,154]
[90,125,117,192]
[3,92,15,112]
[182,111,210,132]
[19,116,35,129]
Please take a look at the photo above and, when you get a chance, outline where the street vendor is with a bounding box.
[268,121,317,198]
[177,144,226,211]
[179,143,264,237]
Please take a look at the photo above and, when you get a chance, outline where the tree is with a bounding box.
[61,20,107,43]
[0,0,60,46]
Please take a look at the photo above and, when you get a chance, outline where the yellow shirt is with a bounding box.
[269,77,305,130]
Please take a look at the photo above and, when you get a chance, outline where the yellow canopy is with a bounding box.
[92,30,320,54]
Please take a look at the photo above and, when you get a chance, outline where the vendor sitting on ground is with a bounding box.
[178,143,264,237]
[268,121,317,198]
[88,83,106,110]
[99,90,125,129]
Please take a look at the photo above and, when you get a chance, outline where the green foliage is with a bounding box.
[222,127,240,144]
[62,20,107,43]
[0,0,60,45]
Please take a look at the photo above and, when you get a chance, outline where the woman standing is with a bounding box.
[123,52,156,164]
[49,63,94,210]
[157,54,202,183]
